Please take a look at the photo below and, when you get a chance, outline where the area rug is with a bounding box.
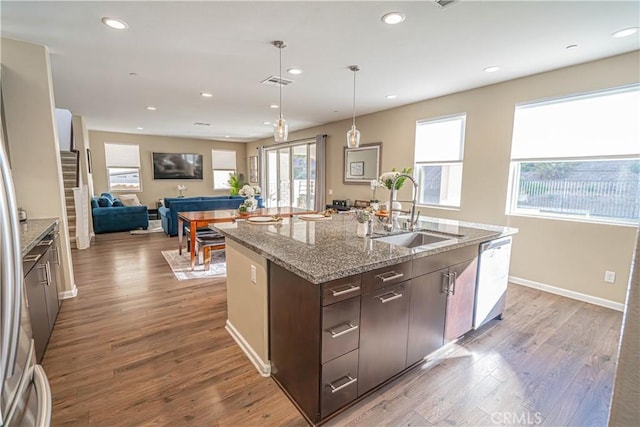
[131,219,163,235]
[161,249,226,281]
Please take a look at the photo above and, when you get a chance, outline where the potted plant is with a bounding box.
[228,173,244,196]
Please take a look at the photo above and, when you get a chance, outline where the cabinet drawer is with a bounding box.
[412,245,477,277]
[362,261,412,294]
[321,349,359,418]
[322,275,361,306]
[322,297,360,363]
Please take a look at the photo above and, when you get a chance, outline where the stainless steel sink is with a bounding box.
[373,231,458,248]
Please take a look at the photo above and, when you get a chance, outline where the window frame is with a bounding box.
[104,143,142,192]
[506,85,640,226]
[413,113,467,209]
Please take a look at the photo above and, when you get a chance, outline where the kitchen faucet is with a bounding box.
[384,173,419,232]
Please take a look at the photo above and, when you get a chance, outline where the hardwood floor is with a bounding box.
[43,232,621,426]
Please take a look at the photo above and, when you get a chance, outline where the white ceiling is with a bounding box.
[1,1,638,143]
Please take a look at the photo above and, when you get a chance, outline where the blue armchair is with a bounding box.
[91,193,149,234]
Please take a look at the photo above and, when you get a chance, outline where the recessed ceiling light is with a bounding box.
[386,94,397,99]
[565,44,578,49]
[136,127,144,130]
[263,121,271,125]
[200,92,213,98]
[382,12,405,25]
[146,106,157,111]
[612,27,639,38]
[484,66,500,73]
[101,17,128,30]
[287,67,303,75]
[269,104,279,109]
[225,135,231,138]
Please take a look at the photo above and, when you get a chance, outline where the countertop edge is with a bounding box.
[219,216,518,285]
[20,218,59,256]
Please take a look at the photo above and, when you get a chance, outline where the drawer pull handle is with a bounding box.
[331,284,360,297]
[37,239,54,247]
[328,375,357,393]
[23,254,42,263]
[329,323,359,338]
[376,271,404,282]
[378,292,403,303]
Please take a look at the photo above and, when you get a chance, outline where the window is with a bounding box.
[414,114,466,208]
[508,85,640,224]
[212,149,236,190]
[264,139,317,209]
[104,143,141,191]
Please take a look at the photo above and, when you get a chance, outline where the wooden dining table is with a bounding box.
[177,207,316,270]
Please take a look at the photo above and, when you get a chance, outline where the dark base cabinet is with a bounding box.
[358,281,409,395]
[269,245,484,425]
[23,239,60,363]
[269,263,362,424]
[407,270,447,365]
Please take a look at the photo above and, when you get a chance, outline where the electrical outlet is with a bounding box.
[329,189,333,195]
[250,265,257,284]
[604,270,616,283]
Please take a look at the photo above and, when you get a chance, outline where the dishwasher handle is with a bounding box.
[480,236,512,252]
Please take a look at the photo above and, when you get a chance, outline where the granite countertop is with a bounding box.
[19,218,59,256]
[214,214,518,284]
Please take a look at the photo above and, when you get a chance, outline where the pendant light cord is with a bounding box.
[279,44,283,120]
[352,69,357,127]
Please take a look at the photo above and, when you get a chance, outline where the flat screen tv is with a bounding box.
[152,152,203,180]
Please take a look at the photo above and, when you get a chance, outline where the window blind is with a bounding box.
[511,85,640,160]
[212,150,237,170]
[415,114,466,162]
[104,143,140,167]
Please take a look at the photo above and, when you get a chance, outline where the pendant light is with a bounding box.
[272,40,288,143]
[347,65,361,148]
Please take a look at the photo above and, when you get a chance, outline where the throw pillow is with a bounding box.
[97,196,113,208]
[99,192,115,202]
[118,194,142,206]
[112,199,124,207]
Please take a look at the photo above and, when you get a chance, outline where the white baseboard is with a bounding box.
[59,284,78,300]
[225,319,271,377]
[509,276,624,312]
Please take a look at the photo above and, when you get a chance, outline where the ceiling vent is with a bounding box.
[435,0,458,8]
[194,122,210,126]
[261,76,295,87]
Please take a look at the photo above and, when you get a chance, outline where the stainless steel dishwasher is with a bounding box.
[473,236,512,329]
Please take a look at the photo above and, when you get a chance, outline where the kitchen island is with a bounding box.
[214,214,517,424]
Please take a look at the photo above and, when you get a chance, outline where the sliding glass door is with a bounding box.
[264,140,316,209]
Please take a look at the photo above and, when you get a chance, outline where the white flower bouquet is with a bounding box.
[378,168,412,190]
[238,184,261,198]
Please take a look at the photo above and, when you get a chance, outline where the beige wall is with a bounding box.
[248,51,640,305]
[88,130,247,207]
[1,38,76,296]
[225,239,269,372]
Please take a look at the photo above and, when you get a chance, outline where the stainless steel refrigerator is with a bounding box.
[1,115,52,425]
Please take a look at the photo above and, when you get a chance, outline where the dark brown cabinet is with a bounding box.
[22,240,60,362]
[407,269,448,365]
[269,263,362,424]
[23,256,50,361]
[269,245,481,424]
[444,258,478,342]
[358,280,410,395]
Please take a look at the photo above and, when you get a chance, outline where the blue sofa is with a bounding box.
[159,195,264,236]
[91,193,149,234]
